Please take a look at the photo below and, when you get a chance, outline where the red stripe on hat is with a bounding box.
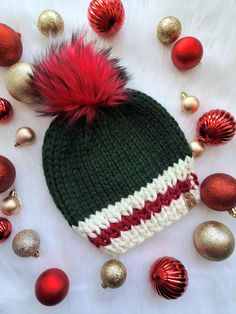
[89,174,199,248]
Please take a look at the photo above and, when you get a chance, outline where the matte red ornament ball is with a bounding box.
[171,36,203,70]
[0,98,13,123]
[150,256,188,300]
[201,173,236,211]
[197,109,236,146]
[35,268,69,306]
[0,217,12,242]
[0,23,23,67]
[0,156,16,193]
[88,0,125,37]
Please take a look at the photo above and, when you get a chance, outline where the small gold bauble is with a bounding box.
[180,92,200,113]
[193,221,235,261]
[0,190,21,215]
[38,10,64,37]
[101,259,127,289]
[5,62,39,104]
[190,140,204,158]
[157,16,181,44]
[15,127,36,147]
[12,229,40,258]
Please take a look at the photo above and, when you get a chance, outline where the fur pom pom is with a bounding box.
[32,34,129,123]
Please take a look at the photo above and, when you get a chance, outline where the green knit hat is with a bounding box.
[32,35,200,255]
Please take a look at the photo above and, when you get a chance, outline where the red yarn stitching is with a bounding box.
[89,173,198,248]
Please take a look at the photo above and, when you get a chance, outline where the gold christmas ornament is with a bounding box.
[190,140,204,158]
[15,127,36,147]
[193,221,235,261]
[180,92,200,113]
[0,190,21,215]
[5,62,38,104]
[12,229,40,258]
[38,10,64,37]
[157,16,181,44]
[101,259,127,289]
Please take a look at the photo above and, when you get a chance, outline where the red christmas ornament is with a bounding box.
[88,0,125,37]
[0,156,16,193]
[0,23,23,67]
[171,36,203,70]
[0,217,12,242]
[35,268,69,306]
[197,109,236,146]
[0,98,13,123]
[150,256,188,300]
[201,173,236,211]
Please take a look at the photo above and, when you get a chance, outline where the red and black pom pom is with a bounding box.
[31,34,129,124]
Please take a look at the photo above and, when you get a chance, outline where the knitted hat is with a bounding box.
[32,35,200,255]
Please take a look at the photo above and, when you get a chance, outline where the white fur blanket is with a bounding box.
[0,0,235,313]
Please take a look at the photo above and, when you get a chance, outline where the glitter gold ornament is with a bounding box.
[157,16,181,45]
[190,140,204,158]
[180,92,200,113]
[15,127,36,147]
[0,190,21,215]
[193,221,235,261]
[5,62,38,104]
[101,259,127,288]
[0,155,16,193]
[150,256,188,299]
[12,229,40,258]
[0,217,12,242]
[38,10,64,37]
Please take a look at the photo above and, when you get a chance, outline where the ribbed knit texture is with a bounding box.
[43,90,191,226]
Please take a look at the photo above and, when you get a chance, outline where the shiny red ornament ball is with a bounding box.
[0,23,23,67]
[88,0,125,37]
[0,98,13,123]
[197,109,236,146]
[150,256,188,300]
[35,268,69,306]
[0,217,12,242]
[171,36,203,70]
[201,173,236,211]
[0,156,16,193]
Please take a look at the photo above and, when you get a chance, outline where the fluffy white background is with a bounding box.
[0,0,236,313]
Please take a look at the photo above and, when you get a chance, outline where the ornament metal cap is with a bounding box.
[228,208,236,218]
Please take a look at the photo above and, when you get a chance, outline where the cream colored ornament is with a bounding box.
[101,260,127,289]
[190,140,204,158]
[15,127,36,147]
[180,92,200,113]
[157,16,181,44]
[38,10,64,37]
[5,62,38,104]
[193,221,235,261]
[0,190,21,215]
